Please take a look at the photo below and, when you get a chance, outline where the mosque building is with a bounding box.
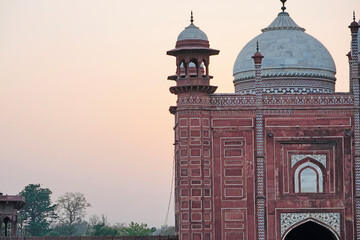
[167,1,360,239]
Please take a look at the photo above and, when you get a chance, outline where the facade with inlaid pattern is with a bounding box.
[167,5,360,240]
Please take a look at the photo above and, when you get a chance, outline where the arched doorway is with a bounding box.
[3,217,10,237]
[284,221,338,240]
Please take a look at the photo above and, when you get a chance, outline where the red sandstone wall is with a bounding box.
[174,108,355,240]
[175,111,213,240]
[264,114,353,240]
[211,116,255,240]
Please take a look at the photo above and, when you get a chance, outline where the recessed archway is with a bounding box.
[3,217,11,237]
[284,221,338,240]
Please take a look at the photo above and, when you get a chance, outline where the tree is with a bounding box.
[47,221,88,236]
[87,215,122,236]
[56,192,91,226]
[120,222,156,236]
[19,184,56,236]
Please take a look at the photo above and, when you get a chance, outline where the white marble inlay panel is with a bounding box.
[291,154,326,168]
[280,212,340,237]
[294,162,323,193]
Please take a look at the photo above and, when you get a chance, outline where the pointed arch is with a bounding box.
[179,60,187,78]
[188,58,199,77]
[292,157,325,193]
[294,162,323,193]
[283,219,339,240]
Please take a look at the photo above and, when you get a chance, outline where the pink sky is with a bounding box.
[0,0,358,227]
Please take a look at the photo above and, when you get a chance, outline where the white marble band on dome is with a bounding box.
[236,88,333,95]
[235,72,336,81]
[238,78,335,89]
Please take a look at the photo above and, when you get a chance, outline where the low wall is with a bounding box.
[0,236,178,240]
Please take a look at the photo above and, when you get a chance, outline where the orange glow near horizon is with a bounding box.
[0,0,358,227]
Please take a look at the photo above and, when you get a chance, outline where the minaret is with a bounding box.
[252,42,264,106]
[252,43,266,240]
[167,12,219,240]
[349,11,359,95]
[167,12,219,98]
[349,11,360,240]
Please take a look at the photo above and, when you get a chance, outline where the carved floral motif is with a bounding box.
[291,154,327,168]
[280,212,340,237]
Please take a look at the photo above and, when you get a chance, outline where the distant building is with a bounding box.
[0,193,25,237]
[167,2,360,240]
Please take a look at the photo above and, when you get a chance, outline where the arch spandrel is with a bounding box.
[291,154,327,168]
[280,212,341,238]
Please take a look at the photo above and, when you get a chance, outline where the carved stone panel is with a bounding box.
[280,212,340,237]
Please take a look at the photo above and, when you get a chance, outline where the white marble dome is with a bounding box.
[233,12,336,94]
[177,23,208,41]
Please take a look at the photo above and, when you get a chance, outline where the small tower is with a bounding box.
[167,13,219,240]
[167,12,219,97]
[349,12,360,240]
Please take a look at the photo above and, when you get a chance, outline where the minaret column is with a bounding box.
[349,12,360,239]
[347,52,353,92]
[252,44,266,240]
[349,12,359,102]
[167,12,219,240]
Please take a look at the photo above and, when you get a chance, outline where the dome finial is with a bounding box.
[353,11,356,21]
[190,11,194,24]
[280,0,287,12]
[252,41,264,64]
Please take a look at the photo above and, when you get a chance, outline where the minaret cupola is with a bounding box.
[167,12,219,95]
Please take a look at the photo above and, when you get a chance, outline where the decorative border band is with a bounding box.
[176,94,353,106]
